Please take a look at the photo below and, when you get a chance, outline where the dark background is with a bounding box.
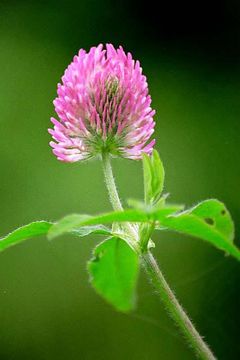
[0,0,240,359]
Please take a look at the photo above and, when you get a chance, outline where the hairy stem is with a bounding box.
[102,153,138,242]
[142,252,216,360]
[102,153,123,212]
[101,154,216,360]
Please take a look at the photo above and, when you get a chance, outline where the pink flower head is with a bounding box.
[49,44,156,162]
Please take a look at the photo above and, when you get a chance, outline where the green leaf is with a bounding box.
[159,199,240,260]
[47,214,112,240]
[48,205,182,240]
[0,219,111,254]
[88,236,139,312]
[152,150,165,202]
[142,153,152,204]
[143,150,165,205]
[72,225,111,237]
[0,221,52,253]
[48,214,91,240]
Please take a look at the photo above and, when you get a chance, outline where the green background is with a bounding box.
[0,1,239,359]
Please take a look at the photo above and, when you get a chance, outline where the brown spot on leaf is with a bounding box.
[204,217,214,225]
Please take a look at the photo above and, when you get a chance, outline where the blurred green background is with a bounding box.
[0,0,240,359]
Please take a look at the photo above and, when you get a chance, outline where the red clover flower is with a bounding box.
[49,44,156,162]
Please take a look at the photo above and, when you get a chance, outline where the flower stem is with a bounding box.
[102,153,138,241]
[102,153,123,212]
[101,154,216,360]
